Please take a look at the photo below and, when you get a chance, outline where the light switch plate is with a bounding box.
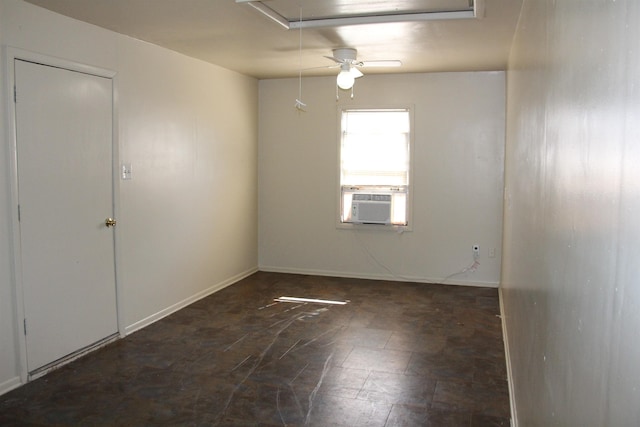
[121,162,132,180]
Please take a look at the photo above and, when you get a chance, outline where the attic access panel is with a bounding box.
[265,0,473,21]
[265,0,475,21]
[237,0,479,29]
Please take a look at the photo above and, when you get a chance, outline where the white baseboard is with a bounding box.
[124,267,258,335]
[258,265,499,288]
[0,376,22,397]
[499,287,518,427]
[1,268,259,397]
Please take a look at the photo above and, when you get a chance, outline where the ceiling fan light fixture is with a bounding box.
[337,66,355,90]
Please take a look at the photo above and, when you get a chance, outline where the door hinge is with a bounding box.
[17,205,21,222]
[23,318,27,335]
[14,85,17,103]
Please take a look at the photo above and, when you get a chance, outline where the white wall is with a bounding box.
[259,72,505,286]
[501,0,640,424]
[0,0,258,393]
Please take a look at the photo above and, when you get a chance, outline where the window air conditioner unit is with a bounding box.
[351,194,392,224]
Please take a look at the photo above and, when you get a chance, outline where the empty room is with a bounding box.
[0,0,639,425]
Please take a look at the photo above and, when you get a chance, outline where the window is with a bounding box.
[339,108,412,227]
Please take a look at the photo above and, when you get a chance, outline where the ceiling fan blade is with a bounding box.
[301,64,340,71]
[350,67,364,78]
[360,60,403,68]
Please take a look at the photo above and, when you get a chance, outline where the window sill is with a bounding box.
[336,222,412,233]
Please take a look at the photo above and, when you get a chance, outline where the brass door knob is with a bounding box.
[105,218,117,227]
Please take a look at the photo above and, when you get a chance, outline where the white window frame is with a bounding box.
[336,106,414,231]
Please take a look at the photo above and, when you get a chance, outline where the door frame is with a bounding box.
[4,47,124,383]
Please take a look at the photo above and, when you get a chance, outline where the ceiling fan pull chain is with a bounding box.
[295,6,307,111]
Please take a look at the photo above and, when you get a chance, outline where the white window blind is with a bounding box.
[339,109,411,226]
[341,110,410,186]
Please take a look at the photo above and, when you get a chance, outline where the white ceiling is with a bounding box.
[24,0,523,79]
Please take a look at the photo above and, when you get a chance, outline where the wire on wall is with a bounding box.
[436,259,480,285]
[353,230,479,285]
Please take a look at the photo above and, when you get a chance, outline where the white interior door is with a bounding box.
[14,59,118,373]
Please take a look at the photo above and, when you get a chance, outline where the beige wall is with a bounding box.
[0,0,16,393]
[0,0,258,393]
[259,72,505,286]
[501,0,640,424]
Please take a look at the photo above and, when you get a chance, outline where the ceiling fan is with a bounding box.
[295,48,402,108]
[324,48,402,91]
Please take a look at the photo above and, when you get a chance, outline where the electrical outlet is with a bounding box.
[489,247,496,258]
[473,245,480,259]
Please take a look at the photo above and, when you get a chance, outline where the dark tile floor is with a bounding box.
[0,272,510,426]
